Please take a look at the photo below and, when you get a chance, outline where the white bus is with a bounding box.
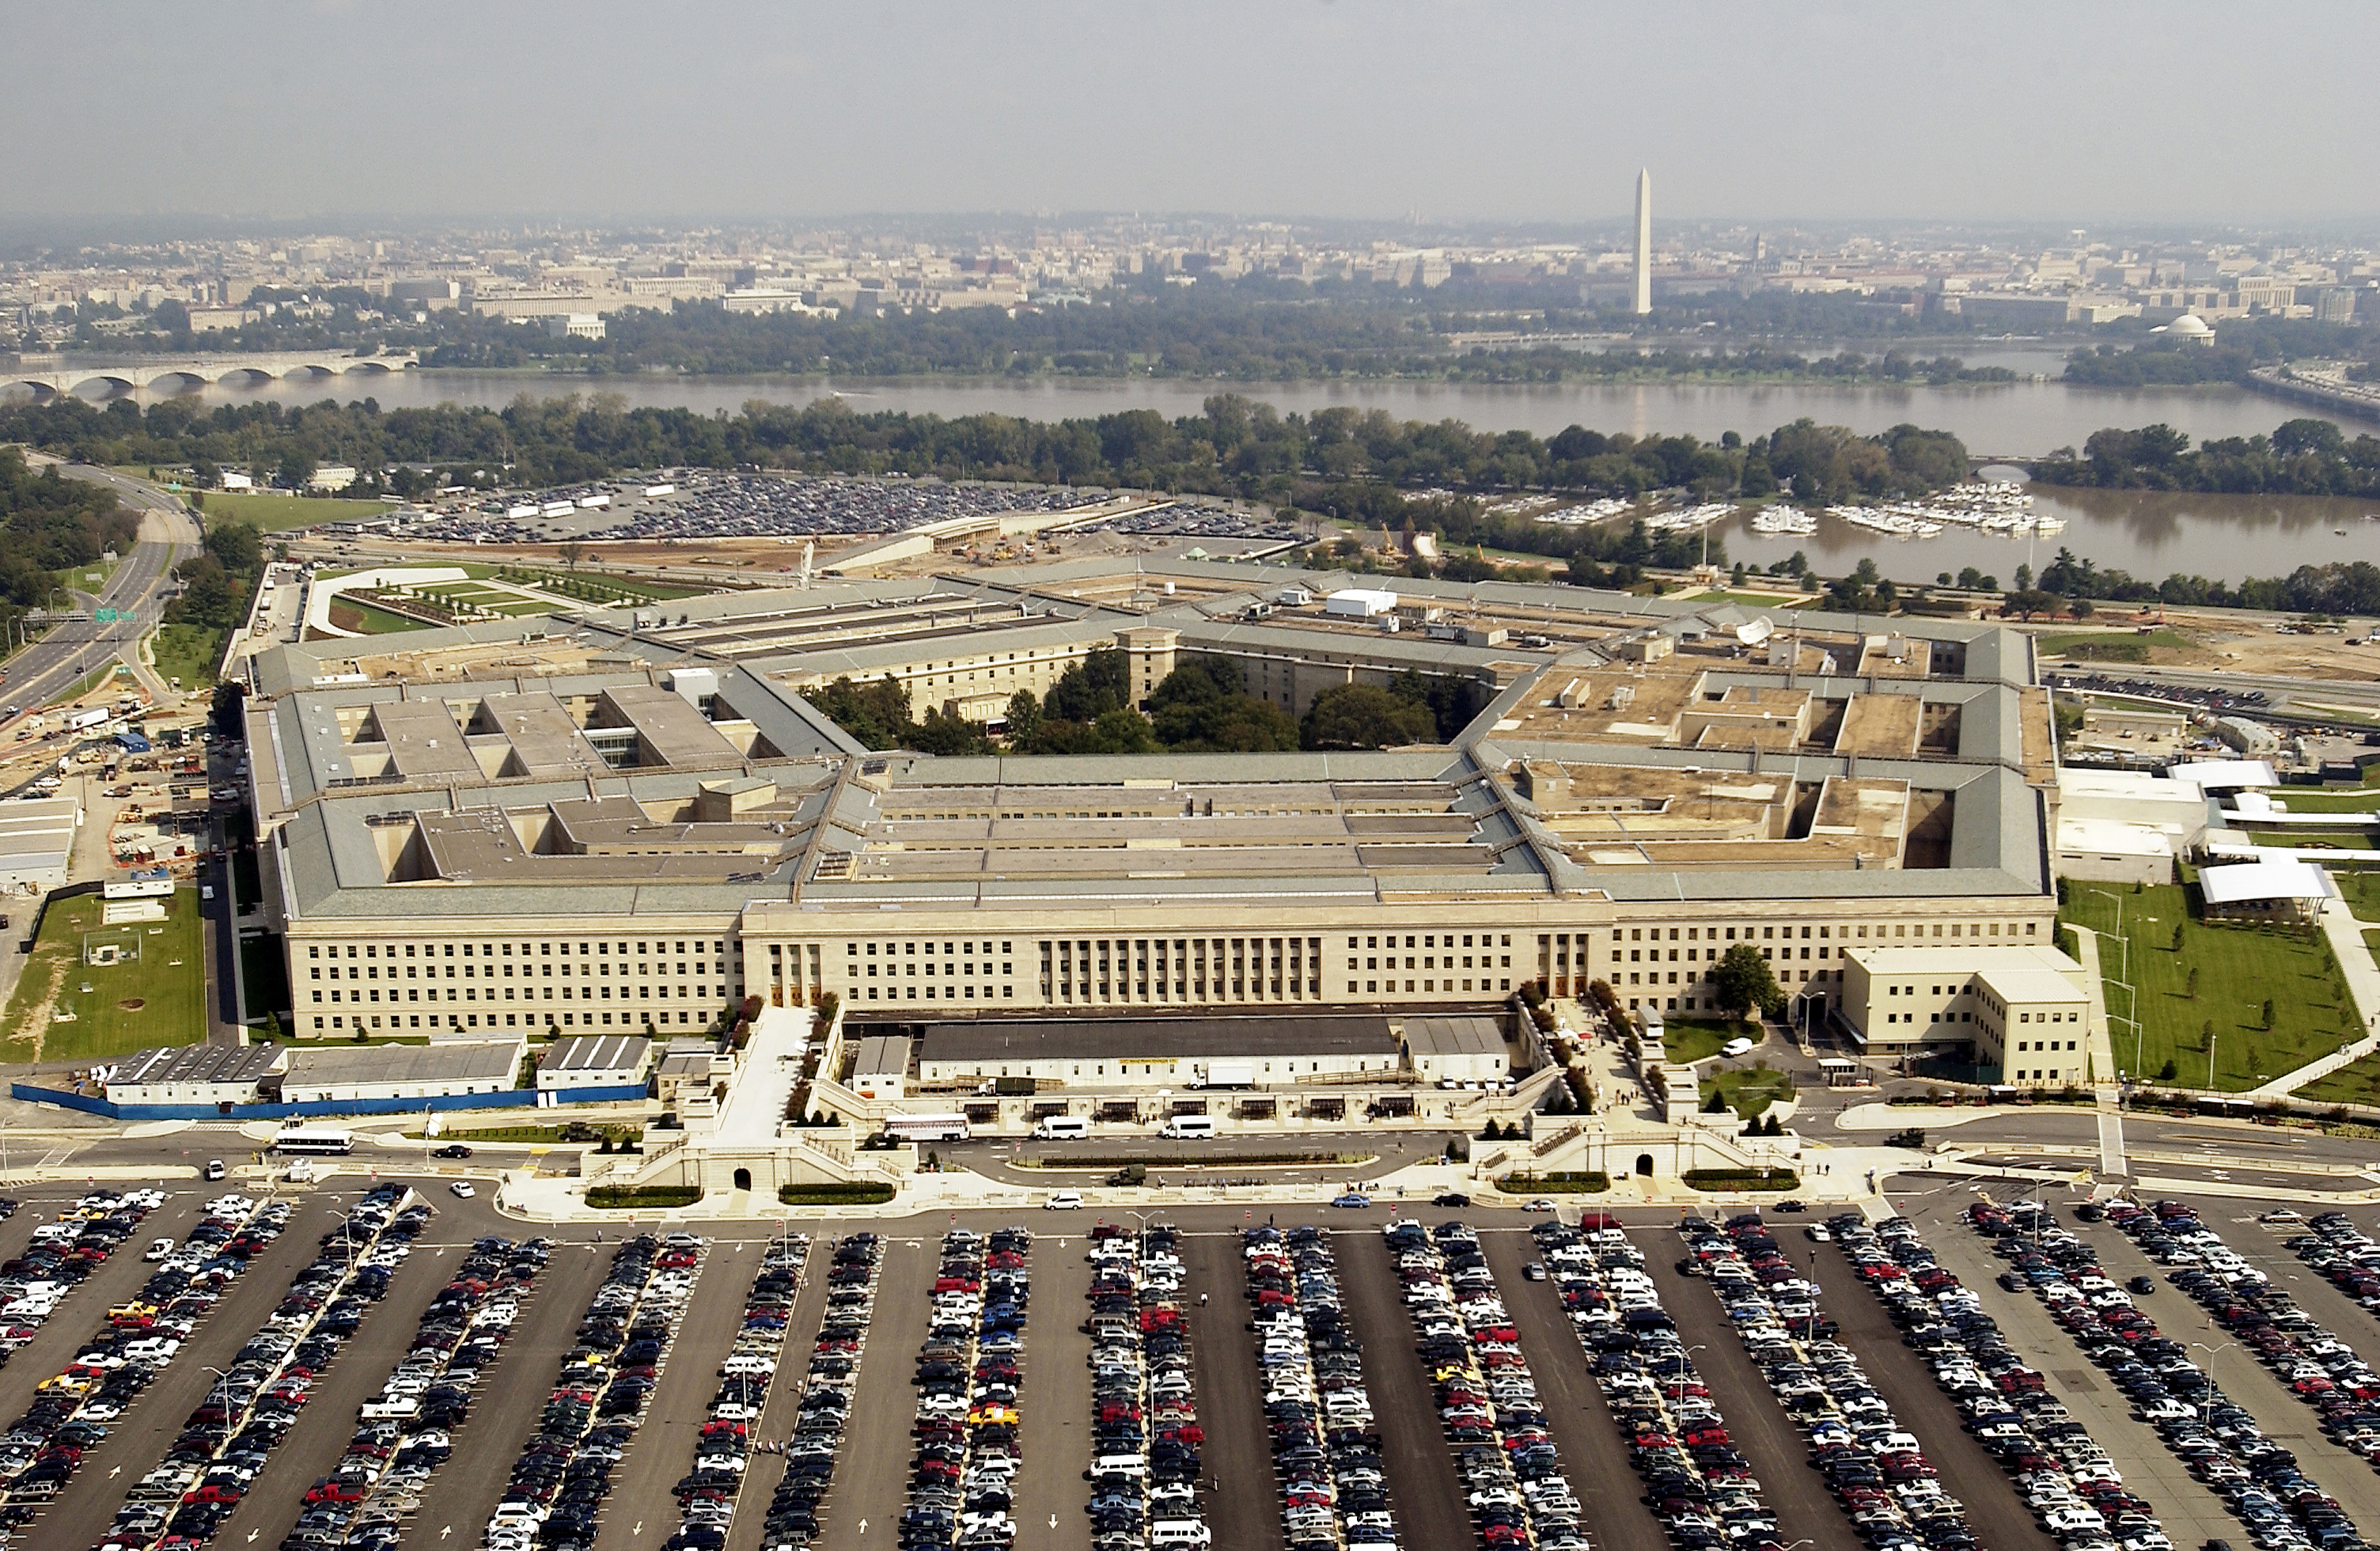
[883,1113,971,1143]
[271,1125,354,1155]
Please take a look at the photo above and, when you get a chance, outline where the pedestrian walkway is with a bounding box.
[2249,892,2380,1097]
[2067,924,2125,1090]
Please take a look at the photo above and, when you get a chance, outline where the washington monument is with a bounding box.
[1633,167,1652,314]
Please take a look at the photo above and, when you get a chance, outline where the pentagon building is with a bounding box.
[241,560,2060,1046]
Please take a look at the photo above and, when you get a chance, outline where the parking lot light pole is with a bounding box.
[201,1363,230,1449]
[1674,1343,1707,1410]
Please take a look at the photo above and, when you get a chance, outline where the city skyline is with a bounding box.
[3,1,2377,227]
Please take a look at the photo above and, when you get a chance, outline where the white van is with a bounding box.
[1151,1523,1215,1547]
[1044,1191,1084,1211]
[1090,1455,1148,1480]
[1160,1116,1216,1140]
[1033,1116,1090,1140]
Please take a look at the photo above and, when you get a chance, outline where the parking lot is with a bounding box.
[2,1180,2378,1551]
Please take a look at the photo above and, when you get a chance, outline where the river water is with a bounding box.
[43,361,2380,584]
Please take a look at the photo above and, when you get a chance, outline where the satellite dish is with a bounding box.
[1736,617,1776,647]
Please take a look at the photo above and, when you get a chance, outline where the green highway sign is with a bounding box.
[94,609,119,622]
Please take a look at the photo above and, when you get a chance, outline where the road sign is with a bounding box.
[94,609,120,622]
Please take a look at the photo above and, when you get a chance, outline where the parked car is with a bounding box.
[433,1144,473,1159]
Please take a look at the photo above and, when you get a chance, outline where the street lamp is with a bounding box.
[200,1363,232,1448]
[1673,1343,1708,1409]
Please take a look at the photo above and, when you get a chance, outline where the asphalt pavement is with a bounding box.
[27,1193,366,1551]
[1474,1223,1676,1551]
[1010,1227,1090,1551]
[17,1170,2380,1551]
[1811,1236,2065,1551]
[590,1238,752,1551]
[1654,1232,1869,1551]
[1180,1229,1286,1551]
[203,1233,452,1550]
[4,463,195,718]
[410,1237,608,1549]
[1333,1225,1474,1551]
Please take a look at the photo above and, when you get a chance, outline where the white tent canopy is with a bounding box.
[2197,858,2335,906]
[2165,760,2278,792]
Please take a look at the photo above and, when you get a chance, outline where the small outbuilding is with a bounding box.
[280,1037,526,1103]
[103,1044,288,1108]
[536,1034,651,1093]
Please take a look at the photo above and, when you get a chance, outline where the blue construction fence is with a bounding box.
[10,1083,648,1124]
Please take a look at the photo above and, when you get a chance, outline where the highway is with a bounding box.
[2,461,199,718]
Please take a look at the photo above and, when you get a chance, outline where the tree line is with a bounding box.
[2060,320,2372,389]
[2018,546,2380,617]
[0,393,1973,571]
[69,272,2018,384]
[2033,419,2380,498]
[805,650,1484,758]
[0,447,140,631]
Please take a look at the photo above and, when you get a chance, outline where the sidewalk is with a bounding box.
[2067,924,2124,1090]
[2249,894,2380,1098]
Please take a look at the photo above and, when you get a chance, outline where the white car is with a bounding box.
[1044,1191,1083,1210]
[143,1238,176,1262]
[1720,1037,1757,1059]
[449,1181,476,1199]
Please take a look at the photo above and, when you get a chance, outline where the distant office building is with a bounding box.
[544,313,605,340]
[306,465,358,493]
[1633,169,1653,315]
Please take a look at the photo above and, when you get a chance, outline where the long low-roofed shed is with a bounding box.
[909,1014,1404,1085]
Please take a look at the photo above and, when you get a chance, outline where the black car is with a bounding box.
[1433,1193,1471,1208]
[433,1143,473,1159]
[2127,1276,2156,1295]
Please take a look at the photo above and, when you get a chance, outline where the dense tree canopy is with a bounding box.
[1146,657,1300,753]
[1300,684,1439,751]
[0,446,138,619]
[2034,419,2380,497]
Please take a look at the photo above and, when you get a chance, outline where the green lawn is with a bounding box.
[2064,882,2355,1090]
[45,664,126,707]
[150,624,225,692]
[2037,628,2193,656]
[0,893,207,1062]
[192,489,398,533]
[2300,1049,2380,1108]
[2258,791,2380,815]
[2346,877,2380,923]
[325,598,434,635]
[502,567,705,603]
[1700,1064,1797,1120]
[1662,1017,1757,1064]
[2251,830,2374,851]
[1680,590,1810,606]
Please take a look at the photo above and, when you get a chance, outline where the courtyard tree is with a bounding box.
[1711,942,1784,1022]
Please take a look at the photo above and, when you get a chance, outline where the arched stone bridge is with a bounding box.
[2,351,419,397]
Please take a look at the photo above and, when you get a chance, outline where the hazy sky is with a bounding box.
[9,0,2376,229]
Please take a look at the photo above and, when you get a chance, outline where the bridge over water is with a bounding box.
[2,351,419,397]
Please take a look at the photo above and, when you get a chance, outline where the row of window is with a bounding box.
[1616,921,2033,943]
[312,1010,685,1033]
[314,961,715,980]
[309,939,728,958]
[315,983,730,1006]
